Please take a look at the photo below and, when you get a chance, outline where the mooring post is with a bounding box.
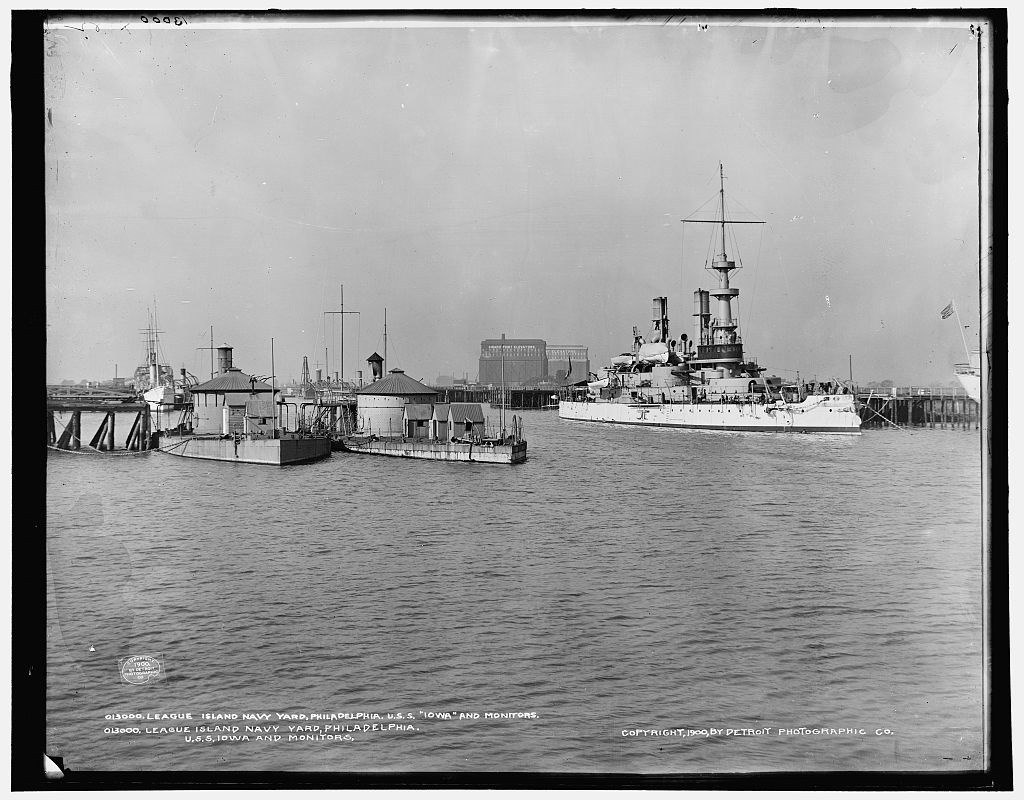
[142,406,151,450]
[47,411,56,445]
[71,410,81,449]
[106,411,115,451]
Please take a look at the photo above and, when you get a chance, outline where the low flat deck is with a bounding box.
[343,437,527,464]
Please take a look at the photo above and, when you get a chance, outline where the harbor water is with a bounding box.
[46,411,985,773]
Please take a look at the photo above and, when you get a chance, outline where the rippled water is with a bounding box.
[46,411,984,773]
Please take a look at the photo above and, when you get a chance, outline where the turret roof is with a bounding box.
[355,368,437,397]
[191,368,273,393]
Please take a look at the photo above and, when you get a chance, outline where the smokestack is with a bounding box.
[216,346,234,374]
[316,369,322,383]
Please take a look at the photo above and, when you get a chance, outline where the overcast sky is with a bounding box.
[44,14,986,386]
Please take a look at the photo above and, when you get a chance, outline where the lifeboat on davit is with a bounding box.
[637,342,670,364]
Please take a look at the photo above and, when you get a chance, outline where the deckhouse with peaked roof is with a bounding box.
[355,368,438,437]
[448,403,485,439]
[189,347,275,435]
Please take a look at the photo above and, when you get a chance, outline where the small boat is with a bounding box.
[637,342,669,364]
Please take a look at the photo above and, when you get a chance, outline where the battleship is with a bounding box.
[559,164,862,435]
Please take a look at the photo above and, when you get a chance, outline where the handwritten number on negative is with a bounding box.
[140,15,187,25]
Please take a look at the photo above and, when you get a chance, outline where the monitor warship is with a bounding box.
[559,164,862,435]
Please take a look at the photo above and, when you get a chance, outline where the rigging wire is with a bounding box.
[681,191,721,224]
[743,224,766,343]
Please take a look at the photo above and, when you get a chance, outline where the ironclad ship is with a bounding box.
[559,164,862,435]
[159,345,331,466]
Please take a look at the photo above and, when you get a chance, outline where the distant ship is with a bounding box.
[135,313,191,431]
[942,299,982,404]
[559,164,862,435]
[954,351,981,403]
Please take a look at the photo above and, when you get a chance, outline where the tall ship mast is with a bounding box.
[136,308,193,432]
[559,163,861,434]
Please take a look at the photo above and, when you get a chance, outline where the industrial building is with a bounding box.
[546,345,590,382]
[479,336,548,386]
[479,336,589,386]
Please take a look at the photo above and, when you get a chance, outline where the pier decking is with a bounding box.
[47,402,155,452]
[856,387,979,429]
[430,386,560,409]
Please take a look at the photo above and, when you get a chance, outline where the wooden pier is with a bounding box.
[46,388,156,452]
[856,387,979,429]
[430,386,561,409]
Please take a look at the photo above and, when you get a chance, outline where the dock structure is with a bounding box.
[47,402,154,452]
[303,397,357,448]
[856,386,979,429]
[430,386,490,403]
[429,386,562,409]
[486,386,561,410]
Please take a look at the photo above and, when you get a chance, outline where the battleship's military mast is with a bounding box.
[686,162,763,381]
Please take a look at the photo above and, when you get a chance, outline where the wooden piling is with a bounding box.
[142,406,151,450]
[106,411,115,450]
[71,410,81,449]
[56,415,74,449]
[89,414,109,450]
[47,411,56,445]
[126,411,141,450]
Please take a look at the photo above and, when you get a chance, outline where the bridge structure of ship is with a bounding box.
[856,386,979,429]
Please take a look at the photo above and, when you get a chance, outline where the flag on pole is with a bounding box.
[940,302,955,320]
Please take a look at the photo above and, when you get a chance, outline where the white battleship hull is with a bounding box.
[559,396,862,434]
